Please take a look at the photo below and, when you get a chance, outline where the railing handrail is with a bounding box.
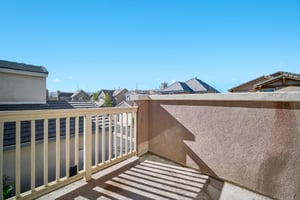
[0,106,138,122]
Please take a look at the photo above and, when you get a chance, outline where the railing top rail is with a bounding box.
[0,106,138,122]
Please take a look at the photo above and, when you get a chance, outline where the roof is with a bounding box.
[71,89,89,98]
[162,81,193,93]
[115,100,136,107]
[185,78,219,93]
[100,89,114,96]
[59,92,73,98]
[0,101,97,111]
[112,89,128,97]
[229,71,300,92]
[228,76,270,92]
[0,60,48,74]
[162,78,219,94]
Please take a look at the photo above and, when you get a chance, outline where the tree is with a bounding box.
[92,91,99,101]
[103,93,113,107]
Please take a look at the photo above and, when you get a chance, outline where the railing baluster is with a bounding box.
[125,113,128,155]
[114,114,117,159]
[120,113,123,158]
[134,112,137,152]
[102,115,105,164]
[15,121,21,197]
[109,114,112,161]
[30,120,36,191]
[95,115,99,166]
[129,113,133,153]
[66,117,70,177]
[56,118,60,181]
[44,119,48,186]
[84,114,92,181]
[0,122,4,198]
[75,116,79,171]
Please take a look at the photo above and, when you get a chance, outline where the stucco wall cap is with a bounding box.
[137,92,300,102]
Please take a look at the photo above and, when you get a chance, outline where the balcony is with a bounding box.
[1,92,299,200]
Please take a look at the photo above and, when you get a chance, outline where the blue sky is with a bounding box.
[1,0,299,93]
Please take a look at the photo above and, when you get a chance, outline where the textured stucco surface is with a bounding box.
[137,98,300,200]
[0,72,47,104]
[136,100,149,156]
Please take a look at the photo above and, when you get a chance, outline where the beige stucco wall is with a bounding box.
[137,93,300,200]
[0,71,47,104]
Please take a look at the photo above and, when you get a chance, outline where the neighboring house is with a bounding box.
[59,91,73,101]
[97,89,114,107]
[161,77,219,94]
[115,100,136,108]
[228,71,300,92]
[0,60,48,104]
[71,89,90,101]
[112,89,128,105]
[96,89,128,107]
[125,90,161,101]
[161,81,193,94]
[186,78,219,93]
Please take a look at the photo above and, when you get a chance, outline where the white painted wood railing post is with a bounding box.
[44,119,48,186]
[114,114,117,158]
[102,115,105,164]
[0,122,3,199]
[56,118,60,182]
[84,114,92,181]
[15,121,21,197]
[95,115,99,165]
[75,117,79,171]
[129,114,133,153]
[30,120,36,191]
[109,114,112,161]
[120,113,123,157]
[66,117,70,178]
[125,113,128,155]
[134,112,137,152]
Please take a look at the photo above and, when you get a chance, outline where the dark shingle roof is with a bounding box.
[0,60,48,74]
[162,81,193,93]
[0,101,97,111]
[185,78,219,93]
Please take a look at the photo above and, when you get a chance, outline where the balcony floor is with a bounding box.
[39,154,222,200]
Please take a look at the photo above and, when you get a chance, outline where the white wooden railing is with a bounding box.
[0,107,138,199]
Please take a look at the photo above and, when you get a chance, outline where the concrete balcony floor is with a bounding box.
[39,154,222,200]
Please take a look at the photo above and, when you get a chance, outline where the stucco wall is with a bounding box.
[137,94,300,200]
[0,72,46,104]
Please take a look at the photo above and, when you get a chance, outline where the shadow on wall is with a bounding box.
[148,100,217,174]
[257,102,299,198]
[146,99,300,200]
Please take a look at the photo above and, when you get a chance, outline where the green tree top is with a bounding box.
[103,93,113,107]
[92,91,99,101]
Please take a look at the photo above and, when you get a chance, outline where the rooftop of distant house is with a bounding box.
[0,60,48,75]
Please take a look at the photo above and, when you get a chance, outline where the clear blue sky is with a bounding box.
[1,0,299,93]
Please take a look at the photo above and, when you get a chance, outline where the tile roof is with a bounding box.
[0,60,48,74]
